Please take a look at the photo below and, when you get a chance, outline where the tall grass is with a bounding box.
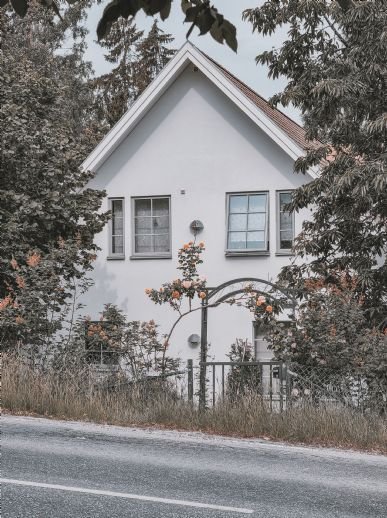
[3,354,386,452]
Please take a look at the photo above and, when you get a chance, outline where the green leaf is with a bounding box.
[196,10,215,35]
[97,0,141,40]
[10,0,28,17]
[221,19,237,52]
[159,0,172,20]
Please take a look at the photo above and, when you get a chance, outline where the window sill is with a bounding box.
[225,250,270,257]
[130,254,172,260]
[275,251,294,257]
[107,255,125,260]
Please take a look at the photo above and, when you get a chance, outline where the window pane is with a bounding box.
[153,198,169,217]
[248,213,266,231]
[247,231,265,249]
[135,217,151,234]
[153,215,169,234]
[112,216,123,235]
[280,212,293,231]
[112,236,123,255]
[154,234,170,252]
[249,194,267,212]
[280,230,293,250]
[112,199,123,217]
[228,232,246,249]
[229,195,248,213]
[229,213,247,231]
[280,192,292,210]
[135,235,152,253]
[135,199,151,217]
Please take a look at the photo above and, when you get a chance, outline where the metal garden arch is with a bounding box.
[198,277,297,408]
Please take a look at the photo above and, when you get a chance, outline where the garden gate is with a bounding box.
[198,277,297,409]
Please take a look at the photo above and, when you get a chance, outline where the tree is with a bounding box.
[0,4,108,350]
[134,20,176,97]
[92,17,143,127]
[3,0,237,51]
[243,1,387,318]
[92,18,175,128]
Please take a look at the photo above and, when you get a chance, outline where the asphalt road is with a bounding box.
[2,416,387,518]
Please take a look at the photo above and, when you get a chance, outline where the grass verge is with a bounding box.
[3,354,386,453]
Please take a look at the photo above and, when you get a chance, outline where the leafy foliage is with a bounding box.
[266,273,387,412]
[92,17,144,127]
[0,4,108,350]
[84,304,180,378]
[244,1,387,313]
[4,0,238,51]
[226,339,261,400]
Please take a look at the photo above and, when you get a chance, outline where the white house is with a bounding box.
[82,42,315,363]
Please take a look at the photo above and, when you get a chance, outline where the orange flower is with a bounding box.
[10,258,19,270]
[199,241,205,248]
[183,243,190,250]
[26,252,41,267]
[145,288,152,295]
[0,295,12,311]
[199,291,206,299]
[15,315,24,325]
[16,275,26,289]
[172,290,181,299]
[265,305,273,313]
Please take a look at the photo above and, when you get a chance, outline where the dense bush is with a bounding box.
[267,273,387,413]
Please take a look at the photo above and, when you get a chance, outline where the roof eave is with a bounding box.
[82,41,317,179]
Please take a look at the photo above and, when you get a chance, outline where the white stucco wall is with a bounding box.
[84,64,312,363]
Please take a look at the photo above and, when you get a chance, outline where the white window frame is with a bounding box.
[276,190,295,254]
[108,197,125,259]
[131,195,172,259]
[225,191,269,256]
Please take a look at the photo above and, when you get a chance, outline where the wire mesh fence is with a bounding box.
[14,342,384,414]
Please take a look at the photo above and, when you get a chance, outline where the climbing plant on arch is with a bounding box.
[145,242,297,406]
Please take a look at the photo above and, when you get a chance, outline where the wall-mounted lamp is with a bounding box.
[188,334,200,348]
[190,220,204,236]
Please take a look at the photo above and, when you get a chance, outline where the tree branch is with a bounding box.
[323,15,348,48]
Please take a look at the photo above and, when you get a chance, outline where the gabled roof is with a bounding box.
[204,54,309,151]
[82,41,316,176]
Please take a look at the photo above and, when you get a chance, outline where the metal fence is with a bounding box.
[195,360,287,411]
[79,347,383,413]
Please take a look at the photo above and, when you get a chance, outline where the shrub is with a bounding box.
[267,273,387,413]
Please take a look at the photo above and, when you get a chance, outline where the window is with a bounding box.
[226,192,269,252]
[277,191,294,252]
[132,196,171,256]
[108,198,124,257]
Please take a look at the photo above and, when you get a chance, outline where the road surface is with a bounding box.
[2,415,387,517]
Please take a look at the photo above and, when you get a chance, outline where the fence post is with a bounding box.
[199,297,208,411]
[187,359,194,403]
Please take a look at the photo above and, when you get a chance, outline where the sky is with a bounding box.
[84,0,300,122]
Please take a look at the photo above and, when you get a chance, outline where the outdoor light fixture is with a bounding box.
[188,334,200,348]
[190,220,204,235]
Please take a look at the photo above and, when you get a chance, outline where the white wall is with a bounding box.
[84,64,312,363]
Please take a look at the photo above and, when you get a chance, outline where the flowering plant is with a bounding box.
[146,241,207,311]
